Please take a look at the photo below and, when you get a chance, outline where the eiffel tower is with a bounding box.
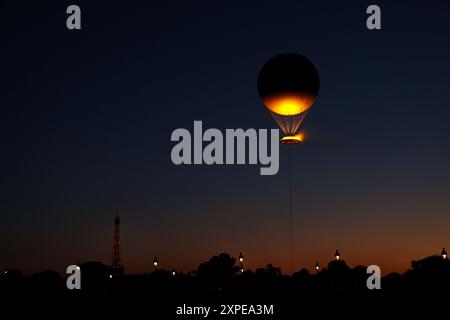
[111,210,124,275]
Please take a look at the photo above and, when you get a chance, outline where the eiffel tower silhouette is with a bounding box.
[111,210,124,275]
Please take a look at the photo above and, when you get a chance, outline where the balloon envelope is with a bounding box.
[258,53,320,116]
[257,53,320,142]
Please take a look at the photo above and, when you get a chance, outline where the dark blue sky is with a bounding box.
[1,0,450,274]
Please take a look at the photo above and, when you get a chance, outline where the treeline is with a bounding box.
[1,253,450,297]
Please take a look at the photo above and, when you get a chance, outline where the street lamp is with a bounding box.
[172,269,176,276]
[153,257,158,271]
[335,250,340,261]
[442,248,448,260]
[315,262,320,272]
[238,252,244,273]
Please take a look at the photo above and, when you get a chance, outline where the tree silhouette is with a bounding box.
[2,252,450,297]
[196,253,239,289]
[79,261,109,294]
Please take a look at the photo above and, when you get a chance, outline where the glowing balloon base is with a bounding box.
[280,134,303,144]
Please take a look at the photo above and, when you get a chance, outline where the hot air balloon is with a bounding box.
[257,53,320,143]
[257,53,320,274]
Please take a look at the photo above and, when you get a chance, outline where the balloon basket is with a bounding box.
[280,135,302,144]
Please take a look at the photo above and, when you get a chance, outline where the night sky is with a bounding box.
[1,0,450,275]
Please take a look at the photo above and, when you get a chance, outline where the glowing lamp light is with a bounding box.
[335,250,340,261]
[109,274,112,279]
[442,248,448,260]
[240,268,244,273]
[239,252,244,264]
[315,262,320,272]
[153,257,158,268]
[172,270,176,276]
